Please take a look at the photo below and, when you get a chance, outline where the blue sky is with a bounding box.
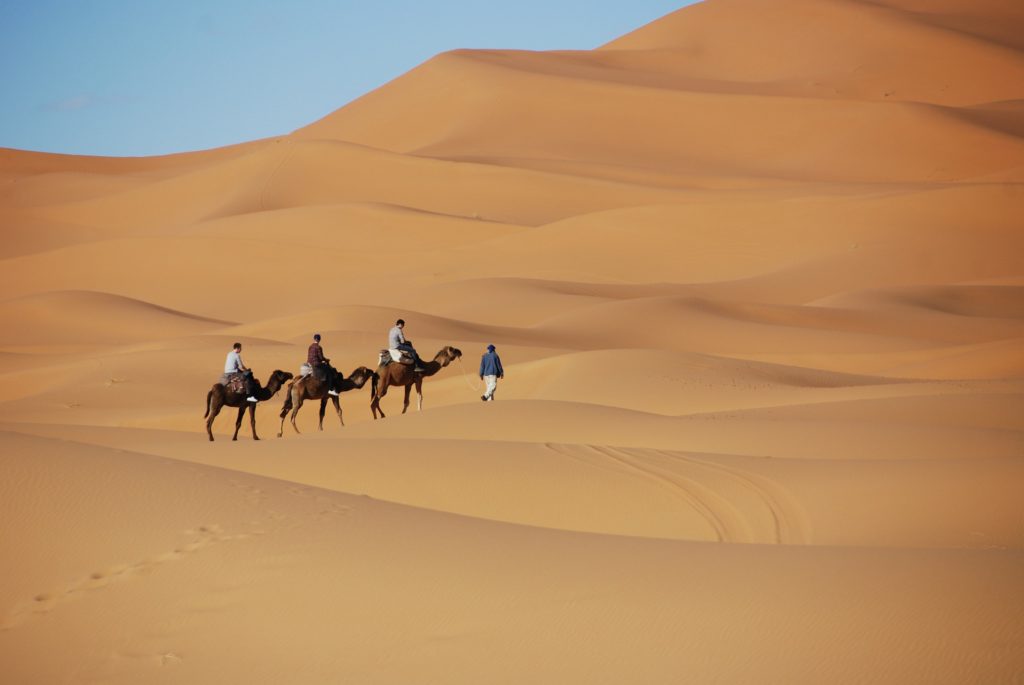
[0,1,692,157]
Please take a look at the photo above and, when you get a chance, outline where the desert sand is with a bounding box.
[2,0,1023,682]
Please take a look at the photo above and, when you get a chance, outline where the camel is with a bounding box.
[204,370,293,442]
[370,346,462,419]
[278,366,376,437]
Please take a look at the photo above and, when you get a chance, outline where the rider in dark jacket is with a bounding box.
[478,344,504,401]
[308,333,338,395]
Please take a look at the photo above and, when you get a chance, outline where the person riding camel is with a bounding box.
[307,333,339,396]
[389,319,425,373]
[222,342,259,403]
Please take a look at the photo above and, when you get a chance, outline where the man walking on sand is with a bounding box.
[479,344,504,402]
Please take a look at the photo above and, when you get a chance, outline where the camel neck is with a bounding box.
[422,359,446,376]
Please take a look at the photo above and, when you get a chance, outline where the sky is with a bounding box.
[0,1,693,157]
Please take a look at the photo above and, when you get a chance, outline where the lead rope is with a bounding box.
[457,357,485,393]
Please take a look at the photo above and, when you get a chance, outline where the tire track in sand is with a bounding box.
[652,448,812,545]
[546,442,739,542]
[545,442,810,544]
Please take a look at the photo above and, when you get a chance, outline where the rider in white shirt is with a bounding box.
[223,342,258,402]
[388,319,425,373]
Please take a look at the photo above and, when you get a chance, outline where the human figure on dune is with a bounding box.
[307,333,339,396]
[479,344,504,402]
[389,318,425,373]
[221,341,258,403]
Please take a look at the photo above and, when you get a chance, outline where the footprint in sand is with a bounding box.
[2,523,252,630]
[286,485,354,521]
[228,480,269,507]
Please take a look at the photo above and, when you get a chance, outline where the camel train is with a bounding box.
[204,341,463,441]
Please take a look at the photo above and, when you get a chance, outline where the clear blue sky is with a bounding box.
[0,1,693,157]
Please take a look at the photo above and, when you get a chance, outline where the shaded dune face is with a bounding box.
[2,1,1023,684]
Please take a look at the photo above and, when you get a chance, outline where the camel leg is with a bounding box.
[402,384,412,414]
[278,392,292,438]
[333,395,344,427]
[290,395,304,434]
[372,380,388,420]
[232,405,246,441]
[250,403,259,441]
[416,378,424,412]
[318,397,328,431]
[206,397,222,441]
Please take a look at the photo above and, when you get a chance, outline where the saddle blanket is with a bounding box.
[218,373,246,394]
[379,348,414,366]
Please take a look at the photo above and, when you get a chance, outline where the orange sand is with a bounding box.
[1,1,1023,682]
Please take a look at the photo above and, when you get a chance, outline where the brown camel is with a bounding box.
[204,370,293,442]
[370,346,462,419]
[278,366,376,437]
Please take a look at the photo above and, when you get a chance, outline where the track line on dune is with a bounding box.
[545,442,737,542]
[545,441,811,545]
[0,524,260,631]
[652,449,812,545]
[0,457,357,632]
[544,441,697,492]
[590,445,748,543]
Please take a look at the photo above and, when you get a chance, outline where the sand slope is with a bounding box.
[2,0,1023,682]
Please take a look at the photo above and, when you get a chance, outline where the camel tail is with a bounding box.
[204,390,212,418]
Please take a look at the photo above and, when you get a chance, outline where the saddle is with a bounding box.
[379,349,414,367]
[299,363,313,378]
[312,363,333,382]
[219,373,246,394]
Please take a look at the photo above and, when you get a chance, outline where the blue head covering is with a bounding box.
[487,344,495,352]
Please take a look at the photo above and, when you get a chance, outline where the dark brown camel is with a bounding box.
[204,370,293,442]
[278,366,376,437]
[370,346,462,419]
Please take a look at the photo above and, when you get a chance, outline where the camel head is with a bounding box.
[438,346,462,367]
[267,370,294,389]
[346,366,375,388]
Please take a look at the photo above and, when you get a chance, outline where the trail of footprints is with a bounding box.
[1,524,256,630]
[2,478,353,631]
[3,446,793,631]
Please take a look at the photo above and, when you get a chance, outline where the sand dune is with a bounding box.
[299,50,1024,183]
[4,431,1022,684]
[815,284,1024,318]
[0,291,233,347]
[2,0,1023,682]
[604,0,1024,103]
